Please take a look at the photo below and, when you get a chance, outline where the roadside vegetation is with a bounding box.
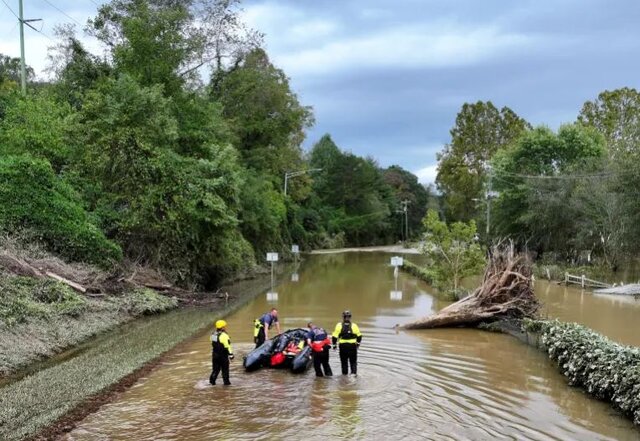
[0,0,432,381]
[434,91,640,273]
[0,272,177,375]
[0,0,432,293]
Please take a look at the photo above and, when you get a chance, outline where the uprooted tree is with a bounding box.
[404,244,540,329]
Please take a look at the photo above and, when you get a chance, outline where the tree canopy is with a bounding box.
[436,101,530,223]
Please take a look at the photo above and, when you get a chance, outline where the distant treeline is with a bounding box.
[0,0,436,286]
[435,90,640,270]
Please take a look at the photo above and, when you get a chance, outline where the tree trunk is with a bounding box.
[404,245,539,329]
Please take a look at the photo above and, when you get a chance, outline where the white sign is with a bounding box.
[291,244,300,254]
[266,252,279,262]
[390,291,403,301]
[266,292,279,302]
[390,256,404,267]
[291,273,299,282]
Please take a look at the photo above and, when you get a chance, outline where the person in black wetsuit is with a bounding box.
[331,310,362,375]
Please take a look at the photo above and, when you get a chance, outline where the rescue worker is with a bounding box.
[306,322,333,377]
[253,308,281,348]
[210,319,234,386]
[332,310,362,375]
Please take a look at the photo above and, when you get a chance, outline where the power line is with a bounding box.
[498,170,614,180]
[41,0,83,26]
[0,0,18,18]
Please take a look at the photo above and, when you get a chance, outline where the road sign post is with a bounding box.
[267,252,279,289]
[390,256,404,296]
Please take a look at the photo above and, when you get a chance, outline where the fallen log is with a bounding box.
[45,272,87,294]
[404,245,540,329]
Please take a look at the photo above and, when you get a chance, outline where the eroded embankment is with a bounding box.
[0,275,272,441]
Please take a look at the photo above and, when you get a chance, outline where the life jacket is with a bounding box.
[211,331,229,356]
[309,327,331,352]
[339,322,357,340]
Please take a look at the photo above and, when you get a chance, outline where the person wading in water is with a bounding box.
[332,310,362,375]
[210,320,234,385]
[306,322,333,377]
[253,308,281,348]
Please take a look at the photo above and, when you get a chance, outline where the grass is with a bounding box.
[0,275,268,441]
[0,309,212,440]
[0,275,178,375]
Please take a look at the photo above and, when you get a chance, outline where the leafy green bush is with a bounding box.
[524,319,640,424]
[0,92,71,171]
[0,155,122,266]
[116,289,178,316]
[0,276,88,326]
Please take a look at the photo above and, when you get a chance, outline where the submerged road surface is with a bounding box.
[65,253,640,440]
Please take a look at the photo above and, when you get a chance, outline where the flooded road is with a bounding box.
[65,253,640,440]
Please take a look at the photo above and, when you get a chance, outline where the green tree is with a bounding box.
[89,0,261,98]
[382,165,429,240]
[578,87,640,158]
[212,48,313,176]
[309,135,394,245]
[421,209,485,294]
[0,54,34,87]
[48,30,112,109]
[436,101,530,222]
[491,124,606,256]
[67,75,251,282]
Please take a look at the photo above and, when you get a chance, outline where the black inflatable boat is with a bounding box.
[243,328,313,373]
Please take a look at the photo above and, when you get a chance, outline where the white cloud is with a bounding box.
[414,164,439,184]
[243,3,538,78]
[276,24,535,76]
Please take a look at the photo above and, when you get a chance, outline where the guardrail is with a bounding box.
[564,272,611,289]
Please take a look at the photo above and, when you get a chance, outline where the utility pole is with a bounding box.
[16,0,42,95]
[400,200,410,244]
[283,168,322,196]
[19,0,26,95]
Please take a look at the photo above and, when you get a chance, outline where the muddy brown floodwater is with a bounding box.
[64,253,640,441]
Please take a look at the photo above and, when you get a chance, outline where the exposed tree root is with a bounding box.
[404,244,540,329]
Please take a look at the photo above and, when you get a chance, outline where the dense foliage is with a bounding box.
[436,101,529,222]
[436,89,640,270]
[524,319,640,425]
[0,0,428,286]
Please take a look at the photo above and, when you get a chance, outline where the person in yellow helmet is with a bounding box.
[210,319,234,386]
[332,310,362,375]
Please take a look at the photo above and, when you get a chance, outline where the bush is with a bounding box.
[0,155,122,266]
[524,319,640,424]
[0,276,88,327]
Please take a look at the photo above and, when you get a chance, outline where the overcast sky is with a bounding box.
[1,0,639,184]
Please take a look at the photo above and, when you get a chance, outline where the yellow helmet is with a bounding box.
[215,319,227,329]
